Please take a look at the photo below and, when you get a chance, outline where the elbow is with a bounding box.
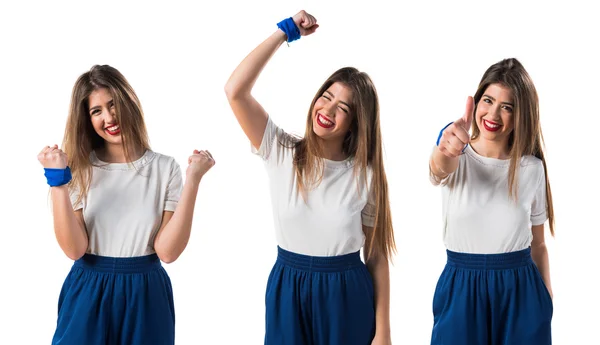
[224,81,245,102]
[531,240,547,252]
[224,82,236,101]
[65,246,86,261]
[158,253,179,264]
[155,248,180,264]
[366,252,388,270]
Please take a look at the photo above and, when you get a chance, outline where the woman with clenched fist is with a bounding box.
[225,10,395,345]
[429,58,555,345]
[39,65,214,345]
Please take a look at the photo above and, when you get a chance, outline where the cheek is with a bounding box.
[90,117,101,129]
[313,99,325,111]
[337,113,352,131]
[90,117,105,133]
[475,102,489,117]
[503,114,514,131]
[474,108,485,125]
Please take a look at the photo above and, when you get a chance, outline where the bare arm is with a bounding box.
[51,186,89,260]
[364,225,391,343]
[39,145,88,260]
[224,10,318,149]
[224,31,284,149]
[153,183,196,264]
[429,147,460,183]
[531,224,553,298]
[154,150,215,263]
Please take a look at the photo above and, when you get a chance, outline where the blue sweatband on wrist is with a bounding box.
[436,122,468,153]
[44,167,72,187]
[277,17,300,42]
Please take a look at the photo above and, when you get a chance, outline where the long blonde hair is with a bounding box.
[471,58,555,235]
[292,67,396,260]
[62,65,150,206]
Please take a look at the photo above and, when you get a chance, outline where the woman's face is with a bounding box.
[475,83,515,145]
[88,88,122,146]
[311,82,353,143]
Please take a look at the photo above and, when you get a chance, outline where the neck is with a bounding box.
[320,138,347,161]
[97,144,143,163]
[471,137,510,159]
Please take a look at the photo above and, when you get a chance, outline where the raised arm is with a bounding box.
[154,150,215,263]
[430,97,474,184]
[39,145,88,260]
[224,10,318,149]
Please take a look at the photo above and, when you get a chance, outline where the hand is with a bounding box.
[38,144,68,169]
[186,149,215,182]
[371,333,392,345]
[437,96,474,158]
[292,10,319,36]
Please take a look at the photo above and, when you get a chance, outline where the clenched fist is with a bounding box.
[38,144,68,169]
[292,10,319,36]
[187,150,215,182]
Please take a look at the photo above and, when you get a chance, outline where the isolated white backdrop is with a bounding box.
[1,0,598,344]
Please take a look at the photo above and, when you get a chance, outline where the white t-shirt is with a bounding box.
[253,116,376,257]
[71,150,183,257]
[440,144,548,254]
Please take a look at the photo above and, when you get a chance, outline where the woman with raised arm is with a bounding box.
[39,65,215,345]
[225,10,395,345]
[429,58,554,345]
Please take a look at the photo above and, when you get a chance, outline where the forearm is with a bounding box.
[224,30,286,99]
[531,241,552,297]
[430,147,459,182]
[367,255,391,337]
[51,186,88,260]
[154,179,200,263]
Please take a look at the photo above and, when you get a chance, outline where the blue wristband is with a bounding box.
[44,167,72,187]
[277,17,300,42]
[437,122,467,153]
[436,122,454,146]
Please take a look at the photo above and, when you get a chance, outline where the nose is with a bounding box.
[323,102,336,117]
[102,108,116,124]
[489,104,502,119]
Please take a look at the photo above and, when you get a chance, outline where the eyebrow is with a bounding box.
[89,99,114,112]
[482,94,513,106]
[324,90,352,109]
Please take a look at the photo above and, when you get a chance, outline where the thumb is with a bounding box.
[459,96,474,131]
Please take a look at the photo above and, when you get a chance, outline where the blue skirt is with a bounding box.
[431,247,553,345]
[265,246,375,345]
[52,253,175,345]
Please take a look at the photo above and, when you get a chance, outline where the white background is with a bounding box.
[1,0,598,344]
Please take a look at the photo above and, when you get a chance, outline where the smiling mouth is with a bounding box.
[105,124,121,135]
[316,113,335,129]
[483,119,502,132]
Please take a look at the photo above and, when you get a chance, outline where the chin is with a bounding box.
[104,137,123,145]
[312,126,330,140]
